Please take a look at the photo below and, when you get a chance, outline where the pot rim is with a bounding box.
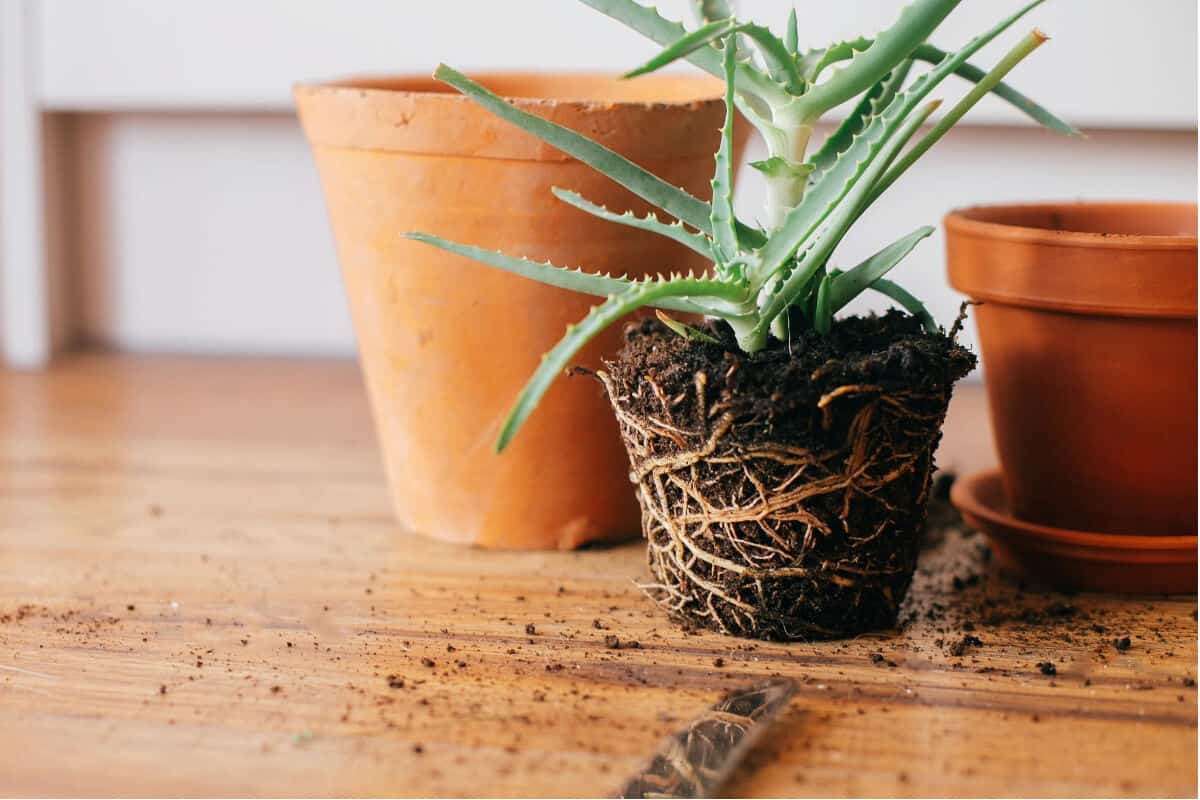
[294,70,732,159]
[293,70,727,110]
[944,200,1198,251]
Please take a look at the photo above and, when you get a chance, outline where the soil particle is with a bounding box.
[604,635,621,649]
[870,653,885,664]
[949,634,984,657]
[387,675,405,689]
[713,657,725,668]
[420,657,435,668]
[1114,637,1132,652]
[1037,662,1057,676]
[524,623,536,635]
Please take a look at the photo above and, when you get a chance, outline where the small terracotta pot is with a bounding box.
[296,73,739,549]
[946,201,1197,537]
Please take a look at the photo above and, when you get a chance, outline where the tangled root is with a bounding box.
[599,316,971,640]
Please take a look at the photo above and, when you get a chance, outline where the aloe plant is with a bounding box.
[404,0,1074,451]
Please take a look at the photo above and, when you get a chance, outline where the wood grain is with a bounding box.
[0,355,1195,798]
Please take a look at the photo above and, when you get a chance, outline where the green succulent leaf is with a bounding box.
[623,17,735,79]
[806,38,1078,136]
[813,272,834,335]
[623,18,802,95]
[789,0,961,121]
[739,22,806,93]
[827,226,934,311]
[806,60,913,188]
[656,309,721,344]
[580,0,722,77]
[401,232,708,315]
[865,29,1053,210]
[550,188,713,259]
[434,64,717,238]
[865,276,938,333]
[801,37,875,83]
[711,33,740,263]
[785,7,799,56]
[496,276,748,451]
[580,0,791,108]
[916,43,1078,136]
[762,0,1051,284]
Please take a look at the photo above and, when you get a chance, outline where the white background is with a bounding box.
[4,0,1197,367]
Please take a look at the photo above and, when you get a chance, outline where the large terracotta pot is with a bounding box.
[945,201,1197,537]
[296,73,738,549]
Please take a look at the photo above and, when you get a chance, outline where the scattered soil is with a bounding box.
[948,634,983,657]
[601,311,974,641]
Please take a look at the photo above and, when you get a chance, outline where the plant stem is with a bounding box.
[763,125,813,229]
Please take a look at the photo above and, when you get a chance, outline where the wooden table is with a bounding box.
[1,354,1195,798]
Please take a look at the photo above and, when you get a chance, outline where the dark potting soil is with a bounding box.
[600,310,975,641]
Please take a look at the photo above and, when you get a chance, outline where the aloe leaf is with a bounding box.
[623,18,802,95]
[790,0,962,120]
[656,309,720,344]
[914,43,1077,136]
[401,233,708,315]
[624,18,734,79]
[785,7,798,56]
[550,188,713,258]
[808,39,1077,136]
[802,37,874,82]
[434,64,717,238]
[737,22,806,93]
[580,0,721,76]
[866,277,937,333]
[866,29,1051,209]
[711,34,740,263]
[805,60,913,188]
[579,0,791,108]
[760,0,1049,283]
[828,226,933,311]
[755,99,941,334]
[813,273,834,335]
[496,276,747,451]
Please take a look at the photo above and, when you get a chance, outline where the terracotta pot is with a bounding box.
[945,201,1197,537]
[296,73,741,549]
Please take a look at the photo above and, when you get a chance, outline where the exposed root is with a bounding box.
[600,313,973,641]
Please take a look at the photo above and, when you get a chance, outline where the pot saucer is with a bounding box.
[950,469,1197,594]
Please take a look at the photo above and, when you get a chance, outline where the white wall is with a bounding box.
[5,0,1198,365]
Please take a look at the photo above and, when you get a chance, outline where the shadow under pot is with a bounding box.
[945,201,1197,538]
